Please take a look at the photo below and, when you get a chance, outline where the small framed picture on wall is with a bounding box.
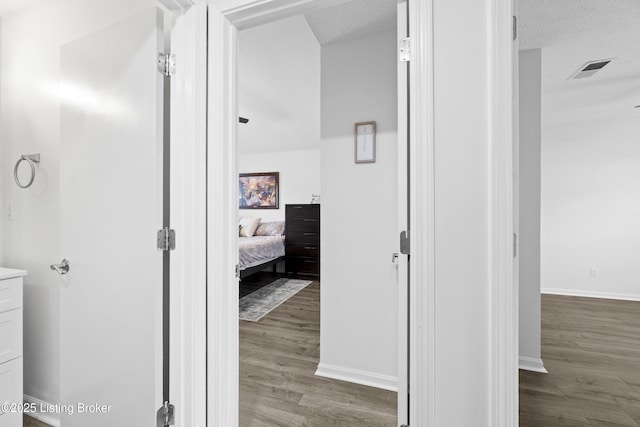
[354,121,376,164]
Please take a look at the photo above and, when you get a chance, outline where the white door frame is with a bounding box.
[159,1,208,426]
[194,1,518,426]
[396,1,409,424]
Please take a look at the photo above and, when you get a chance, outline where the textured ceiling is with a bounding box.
[519,0,640,126]
[304,0,396,45]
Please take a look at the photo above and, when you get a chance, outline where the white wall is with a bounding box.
[238,15,320,155]
[519,49,544,372]
[0,18,3,266]
[237,15,321,223]
[319,29,398,390]
[238,149,321,222]
[0,0,161,408]
[541,116,640,300]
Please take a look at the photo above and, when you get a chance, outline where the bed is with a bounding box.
[238,219,285,279]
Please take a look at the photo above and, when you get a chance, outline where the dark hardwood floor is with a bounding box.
[25,290,640,426]
[240,281,398,426]
[239,271,286,298]
[23,415,51,427]
[520,294,640,427]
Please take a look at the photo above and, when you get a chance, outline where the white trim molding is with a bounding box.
[408,0,436,426]
[23,395,61,427]
[315,364,398,392]
[207,2,240,426]
[489,0,518,425]
[542,288,640,302]
[519,356,548,374]
[169,3,208,427]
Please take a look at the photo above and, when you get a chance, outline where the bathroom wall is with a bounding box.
[0,0,160,411]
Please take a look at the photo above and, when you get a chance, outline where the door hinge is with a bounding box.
[235,264,240,278]
[157,227,176,251]
[399,37,411,62]
[157,53,176,77]
[513,233,518,258]
[400,230,410,255]
[156,401,175,427]
[513,16,517,41]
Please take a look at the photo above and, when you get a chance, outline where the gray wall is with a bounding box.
[319,29,399,389]
[518,48,544,372]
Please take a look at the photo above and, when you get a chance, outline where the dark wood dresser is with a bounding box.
[285,204,320,278]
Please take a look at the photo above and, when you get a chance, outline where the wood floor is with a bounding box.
[520,294,640,427]
[239,280,398,427]
[28,284,640,426]
[23,415,51,427]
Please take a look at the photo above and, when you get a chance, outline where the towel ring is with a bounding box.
[14,154,40,189]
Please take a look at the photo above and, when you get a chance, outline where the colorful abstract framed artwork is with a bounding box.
[239,172,279,209]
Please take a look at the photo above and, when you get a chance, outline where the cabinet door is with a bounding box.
[0,358,22,427]
[0,310,22,364]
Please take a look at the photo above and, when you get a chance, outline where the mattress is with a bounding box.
[238,235,285,270]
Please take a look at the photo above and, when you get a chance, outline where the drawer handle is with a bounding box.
[303,260,317,263]
[293,206,303,209]
[304,247,317,250]
[303,233,317,236]
[303,219,317,222]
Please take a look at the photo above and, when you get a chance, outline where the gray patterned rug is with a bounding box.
[239,278,312,322]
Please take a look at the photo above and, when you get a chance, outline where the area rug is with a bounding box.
[239,278,312,322]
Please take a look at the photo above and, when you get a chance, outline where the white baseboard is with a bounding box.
[315,363,398,392]
[23,394,61,427]
[518,356,547,374]
[542,288,640,302]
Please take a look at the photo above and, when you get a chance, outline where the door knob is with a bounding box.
[50,258,70,275]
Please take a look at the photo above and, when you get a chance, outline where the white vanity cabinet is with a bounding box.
[0,268,26,427]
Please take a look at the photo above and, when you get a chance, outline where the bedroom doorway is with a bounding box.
[234,0,407,425]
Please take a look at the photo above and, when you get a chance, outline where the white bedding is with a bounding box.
[238,235,285,270]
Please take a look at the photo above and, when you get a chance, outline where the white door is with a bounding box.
[59,8,165,426]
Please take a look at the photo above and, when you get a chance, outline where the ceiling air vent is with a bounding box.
[569,59,613,79]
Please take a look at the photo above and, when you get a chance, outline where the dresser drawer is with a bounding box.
[286,231,319,245]
[0,357,23,426]
[0,310,22,364]
[286,204,320,219]
[285,243,319,259]
[287,217,319,233]
[286,259,319,276]
[0,278,22,313]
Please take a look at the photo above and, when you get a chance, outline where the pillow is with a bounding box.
[254,221,285,237]
[239,217,261,237]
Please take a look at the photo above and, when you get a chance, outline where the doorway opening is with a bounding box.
[233,1,405,424]
[517,1,640,424]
